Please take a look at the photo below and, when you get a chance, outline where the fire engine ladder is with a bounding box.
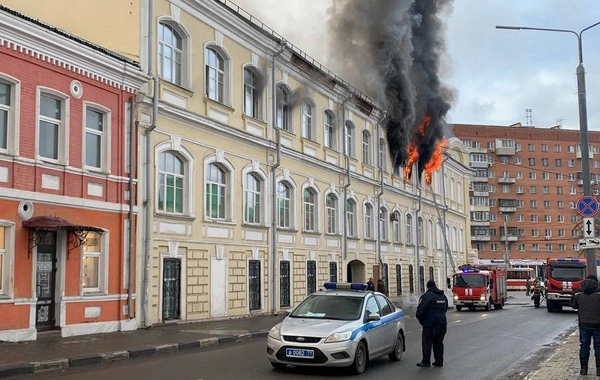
[432,192,457,273]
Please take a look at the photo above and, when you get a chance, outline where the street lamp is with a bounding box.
[496,22,600,277]
[500,211,510,269]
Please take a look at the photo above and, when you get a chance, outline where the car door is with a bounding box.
[363,295,385,356]
[375,295,397,350]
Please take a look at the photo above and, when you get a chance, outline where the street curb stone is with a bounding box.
[0,332,267,378]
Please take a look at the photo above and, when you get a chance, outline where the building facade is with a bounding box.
[0,0,474,327]
[0,7,147,341]
[453,122,600,269]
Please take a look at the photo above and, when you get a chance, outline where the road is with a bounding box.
[25,293,576,380]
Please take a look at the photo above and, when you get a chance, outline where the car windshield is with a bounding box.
[550,266,585,282]
[453,274,486,287]
[289,295,364,321]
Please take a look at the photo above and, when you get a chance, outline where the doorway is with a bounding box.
[162,258,181,321]
[35,231,57,331]
[346,260,366,283]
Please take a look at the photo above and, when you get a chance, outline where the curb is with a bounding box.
[0,330,269,378]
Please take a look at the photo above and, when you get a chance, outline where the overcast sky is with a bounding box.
[232,0,600,130]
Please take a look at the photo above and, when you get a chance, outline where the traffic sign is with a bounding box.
[584,217,596,238]
[579,238,600,250]
[577,196,600,217]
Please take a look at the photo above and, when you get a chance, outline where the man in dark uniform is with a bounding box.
[570,274,600,376]
[416,280,449,368]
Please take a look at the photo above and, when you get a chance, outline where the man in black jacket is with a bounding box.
[570,274,600,376]
[415,280,449,368]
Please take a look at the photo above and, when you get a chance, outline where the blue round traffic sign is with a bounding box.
[577,196,599,217]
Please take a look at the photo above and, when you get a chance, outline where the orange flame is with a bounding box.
[424,139,449,185]
[403,114,431,180]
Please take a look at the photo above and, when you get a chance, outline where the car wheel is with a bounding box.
[456,306,462,311]
[388,332,404,362]
[350,341,367,374]
[270,362,287,371]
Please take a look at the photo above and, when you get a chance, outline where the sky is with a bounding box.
[230,0,600,130]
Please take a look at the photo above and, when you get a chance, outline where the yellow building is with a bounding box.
[3,0,474,325]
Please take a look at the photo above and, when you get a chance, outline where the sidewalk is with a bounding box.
[0,314,286,378]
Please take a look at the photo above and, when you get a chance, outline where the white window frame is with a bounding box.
[155,141,195,217]
[324,111,336,149]
[364,203,374,239]
[417,217,424,246]
[303,187,318,232]
[345,121,355,158]
[243,66,262,120]
[158,22,184,86]
[276,84,292,132]
[204,44,231,106]
[379,138,387,171]
[406,214,413,245]
[83,103,111,173]
[243,172,263,225]
[362,130,371,165]
[0,221,15,298]
[206,163,228,220]
[157,151,186,215]
[277,180,294,229]
[325,193,338,234]
[36,87,70,165]
[379,207,388,241]
[0,74,20,156]
[392,214,402,244]
[301,101,314,141]
[346,198,357,237]
[81,230,109,295]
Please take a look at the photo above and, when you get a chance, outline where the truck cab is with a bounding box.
[545,258,586,312]
[450,266,507,312]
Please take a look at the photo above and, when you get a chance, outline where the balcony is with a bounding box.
[497,177,516,184]
[576,149,594,159]
[500,235,519,242]
[469,147,488,154]
[472,191,489,197]
[473,175,489,182]
[499,199,517,213]
[472,235,491,241]
[495,146,516,156]
[470,160,490,168]
[471,220,490,226]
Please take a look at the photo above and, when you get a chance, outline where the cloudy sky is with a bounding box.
[231,0,600,130]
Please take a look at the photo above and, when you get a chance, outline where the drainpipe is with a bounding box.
[341,91,353,264]
[376,111,387,272]
[270,41,286,316]
[415,165,422,295]
[441,156,450,280]
[142,0,156,328]
[127,96,136,319]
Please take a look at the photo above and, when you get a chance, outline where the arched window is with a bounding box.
[243,68,261,119]
[276,85,291,131]
[244,173,262,224]
[158,23,183,85]
[379,207,388,241]
[301,102,314,140]
[417,217,424,246]
[326,194,338,234]
[277,181,292,228]
[205,47,225,103]
[303,188,317,232]
[392,212,401,243]
[457,181,463,205]
[379,138,387,171]
[157,151,184,214]
[365,204,373,239]
[205,163,227,219]
[406,214,413,245]
[428,220,434,253]
[345,121,355,158]
[324,111,336,149]
[450,178,456,201]
[362,130,371,165]
[346,199,356,237]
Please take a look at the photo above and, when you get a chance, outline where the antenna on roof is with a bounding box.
[525,109,532,126]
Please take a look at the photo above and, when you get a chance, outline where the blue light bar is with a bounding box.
[461,267,480,273]
[557,258,581,262]
[323,282,369,291]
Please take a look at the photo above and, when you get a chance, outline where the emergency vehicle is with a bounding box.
[545,258,587,312]
[449,265,507,311]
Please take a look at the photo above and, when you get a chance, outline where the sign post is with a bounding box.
[577,196,599,252]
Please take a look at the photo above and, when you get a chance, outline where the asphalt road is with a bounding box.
[26,293,576,380]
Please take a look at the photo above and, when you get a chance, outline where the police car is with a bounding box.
[267,282,406,374]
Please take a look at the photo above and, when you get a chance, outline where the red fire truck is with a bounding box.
[449,265,508,311]
[545,258,587,313]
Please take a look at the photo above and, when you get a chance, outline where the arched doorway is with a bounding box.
[347,260,366,283]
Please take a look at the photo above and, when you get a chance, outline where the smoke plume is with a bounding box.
[327,0,455,173]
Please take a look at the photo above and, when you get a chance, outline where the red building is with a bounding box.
[0,7,147,340]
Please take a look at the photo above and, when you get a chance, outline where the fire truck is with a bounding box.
[545,258,587,313]
[449,265,507,311]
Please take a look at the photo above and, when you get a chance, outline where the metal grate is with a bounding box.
[429,266,434,282]
[396,264,402,296]
[307,260,317,295]
[383,263,389,294]
[409,265,415,294]
[329,262,338,283]
[280,261,290,308]
[162,258,181,320]
[283,336,322,343]
[419,265,425,294]
[249,260,261,311]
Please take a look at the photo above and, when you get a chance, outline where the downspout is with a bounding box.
[127,96,136,319]
[341,92,353,263]
[415,165,422,295]
[376,111,387,272]
[270,41,286,315]
[142,0,156,328]
[441,156,450,282]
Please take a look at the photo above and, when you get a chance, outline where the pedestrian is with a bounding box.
[570,274,600,376]
[525,277,531,296]
[377,278,387,296]
[366,277,375,291]
[531,278,543,308]
[416,280,448,368]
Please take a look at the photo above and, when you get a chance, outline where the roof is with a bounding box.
[0,4,139,67]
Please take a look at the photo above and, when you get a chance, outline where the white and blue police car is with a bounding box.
[267,282,406,374]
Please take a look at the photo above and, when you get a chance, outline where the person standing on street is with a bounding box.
[570,274,600,376]
[366,277,375,291]
[377,278,388,296]
[525,277,531,296]
[416,280,449,368]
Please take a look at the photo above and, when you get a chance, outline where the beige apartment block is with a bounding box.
[3,0,475,326]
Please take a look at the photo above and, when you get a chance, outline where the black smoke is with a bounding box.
[327,0,455,175]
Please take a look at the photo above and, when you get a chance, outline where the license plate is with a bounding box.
[285,348,315,359]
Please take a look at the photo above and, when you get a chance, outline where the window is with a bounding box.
[406,214,413,245]
[555,159,562,167]
[346,199,356,237]
[0,81,13,152]
[244,173,262,224]
[528,158,535,166]
[82,231,104,292]
[206,164,227,220]
[326,194,338,234]
[205,48,225,103]
[301,102,313,140]
[243,68,261,119]
[379,138,387,171]
[280,261,290,307]
[542,144,548,152]
[276,85,291,131]
[158,23,182,85]
[307,260,317,295]
[38,94,64,161]
[409,265,415,294]
[365,204,373,239]
[555,145,562,152]
[0,226,7,293]
[362,130,371,165]
[379,208,388,241]
[345,121,355,158]
[324,111,336,149]
[157,152,184,214]
[329,262,338,283]
[303,188,317,232]
[393,216,401,243]
[396,264,402,296]
[84,108,107,170]
[417,217,424,246]
[277,182,292,228]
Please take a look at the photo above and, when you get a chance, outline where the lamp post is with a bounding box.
[500,211,509,269]
[496,22,600,277]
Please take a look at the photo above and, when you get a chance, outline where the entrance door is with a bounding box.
[248,260,261,311]
[35,231,57,331]
[162,258,181,321]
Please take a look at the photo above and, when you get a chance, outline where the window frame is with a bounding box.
[36,87,70,165]
[346,198,357,237]
[324,110,336,149]
[243,66,262,120]
[277,180,294,229]
[0,74,19,156]
[345,121,356,158]
[81,230,108,295]
[301,101,314,141]
[205,163,228,221]
[157,151,186,215]
[276,84,291,132]
[406,214,413,245]
[379,207,388,241]
[0,221,15,297]
[364,203,374,239]
[325,193,338,234]
[158,22,184,86]
[362,130,371,165]
[243,172,263,225]
[205,46,229,105]
[83,103,111,173]
[303,187,317,232]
